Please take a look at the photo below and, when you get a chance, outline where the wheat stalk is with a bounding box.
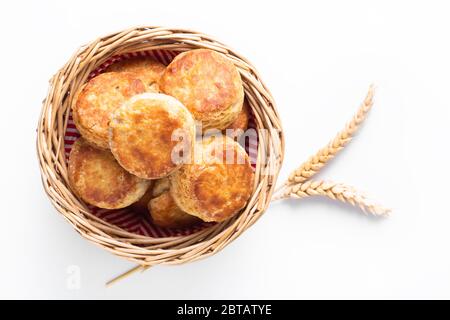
[273,180,390,217]
[106,264,151,287]
[284,85,375,186]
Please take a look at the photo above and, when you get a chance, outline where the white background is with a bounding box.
[0,0,449,299]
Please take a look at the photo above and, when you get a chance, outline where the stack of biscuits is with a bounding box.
[68,49,254,228]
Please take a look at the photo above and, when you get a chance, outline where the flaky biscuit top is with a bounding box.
[160,49,244,131]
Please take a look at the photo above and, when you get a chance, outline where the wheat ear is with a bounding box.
[285,85,374,186]
[273,180,390,217]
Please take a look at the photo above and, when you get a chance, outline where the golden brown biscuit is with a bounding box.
[73,72,146,149]
[152,177,170,197]
[223,99,250,136]
[149,191,200,228]
[159,49,244,131]
[106,57,166,92]
[68,138,151,209]
[130,181,154,214]
[170,135,254,222]
[109,93,196,179]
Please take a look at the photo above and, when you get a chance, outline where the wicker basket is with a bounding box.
[38,26,389,283]
[37,26,284,269]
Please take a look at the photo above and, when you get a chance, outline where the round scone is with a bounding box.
[149,191,200,228]
[106,57,166,92]
[68,138,151,209]
[170,135,254,222]
[72,72,146,149]
[109,93,196,179]
[223,99,250,135]
[159,49,244,131]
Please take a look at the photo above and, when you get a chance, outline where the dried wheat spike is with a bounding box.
[274,180,390,217]
[287,85,375,185]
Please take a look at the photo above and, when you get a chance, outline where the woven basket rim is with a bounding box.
[37,26,285,266]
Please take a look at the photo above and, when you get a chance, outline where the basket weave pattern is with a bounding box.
[37,26,284,266]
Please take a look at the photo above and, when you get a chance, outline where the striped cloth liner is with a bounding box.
[64,50,258,238]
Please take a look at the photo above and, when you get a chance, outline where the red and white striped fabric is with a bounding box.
[64,50,258,238]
